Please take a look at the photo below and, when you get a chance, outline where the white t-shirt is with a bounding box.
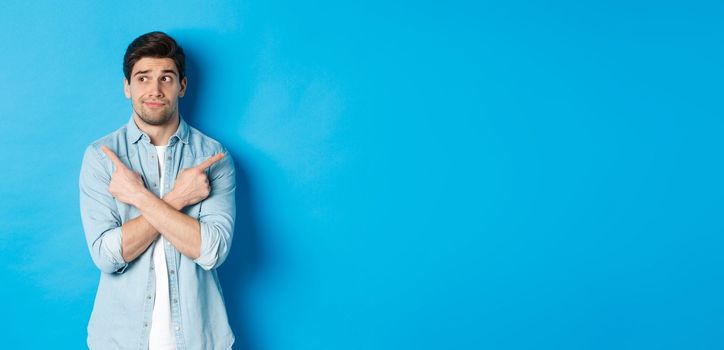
[149,145,176,350]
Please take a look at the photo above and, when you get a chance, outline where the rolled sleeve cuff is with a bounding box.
[193,222,221,271]
[100,227,128,274]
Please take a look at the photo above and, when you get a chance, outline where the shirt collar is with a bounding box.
[126,114,190,145]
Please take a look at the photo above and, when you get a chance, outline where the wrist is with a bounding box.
[132,189,156,210]
[163,190,185,210]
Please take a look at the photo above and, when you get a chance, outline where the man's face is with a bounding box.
[124,57,187,126]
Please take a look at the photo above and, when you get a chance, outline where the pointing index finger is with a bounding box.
[196,153,225,170]
[101,146,125,169]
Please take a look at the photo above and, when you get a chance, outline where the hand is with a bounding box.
[165,153,225,210]
[101,146,149,206]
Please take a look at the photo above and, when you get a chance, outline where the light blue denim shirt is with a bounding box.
[79,116,235,350]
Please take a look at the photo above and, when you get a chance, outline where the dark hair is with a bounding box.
[123,31,186,81]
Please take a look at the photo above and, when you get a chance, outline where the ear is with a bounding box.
[179,77,187,98]
[123,78,131,99]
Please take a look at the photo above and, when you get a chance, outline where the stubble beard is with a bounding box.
[133,101,177,126]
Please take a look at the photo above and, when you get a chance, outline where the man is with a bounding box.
[79,31,235,349]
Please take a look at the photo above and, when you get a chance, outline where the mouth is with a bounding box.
[143,101,165,108]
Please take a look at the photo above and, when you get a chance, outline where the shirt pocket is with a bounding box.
[182,152,215,174]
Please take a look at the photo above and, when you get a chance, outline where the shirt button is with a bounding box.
[175,326,180,331]
[144,322,148,327]
[167,156,172,160]
[169,270,175,275]
[173,298,178,303]
[152,182,157,187]
[147,295,152,300]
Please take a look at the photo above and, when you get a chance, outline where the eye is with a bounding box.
[161,76,174,83]
[137,76,147,82]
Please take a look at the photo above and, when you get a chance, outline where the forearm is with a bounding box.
[120,194,185,262]
[133,191,201,260]
[120,216,158,263]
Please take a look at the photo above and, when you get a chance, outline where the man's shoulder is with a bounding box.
[83,124,130,159]
[187,125,228,155]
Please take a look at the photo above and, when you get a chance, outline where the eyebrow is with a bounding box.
[133,70,150,77]
[133,69,179,77]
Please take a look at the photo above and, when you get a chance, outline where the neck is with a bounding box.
[133,114,180,146]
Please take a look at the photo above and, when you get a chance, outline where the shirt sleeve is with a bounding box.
[193,148,236,271]
[79,145,128,274]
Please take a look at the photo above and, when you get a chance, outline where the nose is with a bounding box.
[149,80,163,97]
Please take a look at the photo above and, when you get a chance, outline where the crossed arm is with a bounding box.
[101,146,224,262]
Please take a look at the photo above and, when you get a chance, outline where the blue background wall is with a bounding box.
[1,1,723,349]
